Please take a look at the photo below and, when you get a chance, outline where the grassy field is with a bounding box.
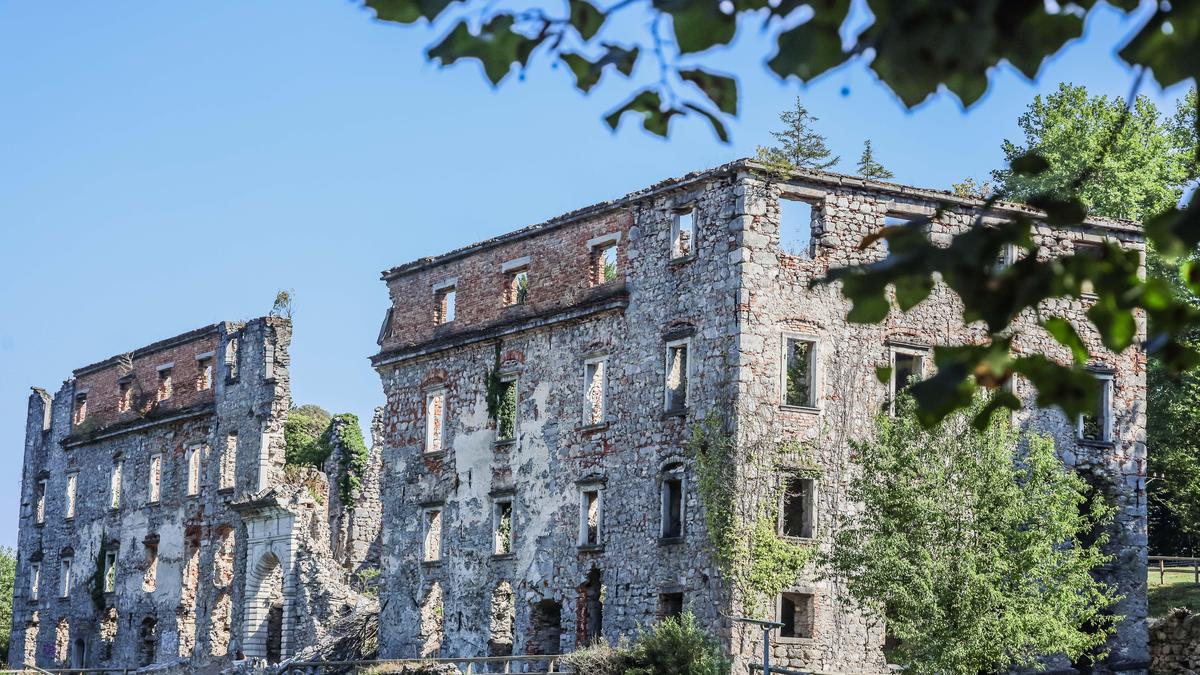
[1148,568,1200,618]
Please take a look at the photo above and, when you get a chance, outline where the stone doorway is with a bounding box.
[245,551,287,661]
[266,601,284,664]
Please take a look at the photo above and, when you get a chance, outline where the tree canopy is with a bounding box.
[825,396,1119,674]
[0,547,13,660]
[993,83,1197,222]
[358,0,1196,143]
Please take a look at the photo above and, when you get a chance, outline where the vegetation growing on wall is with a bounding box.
[688,414,816,616]
[285,404,333,466]
[484,342,505,421]
[325,413,370,508]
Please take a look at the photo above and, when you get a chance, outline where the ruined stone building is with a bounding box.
[7,318,382,671]
[371,160,1148,672]
[7,160,1148,674]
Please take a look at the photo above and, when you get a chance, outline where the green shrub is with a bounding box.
[626,613,731,675]
[285,404,332,466]
[561,638,632,675]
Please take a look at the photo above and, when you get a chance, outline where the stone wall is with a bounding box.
[371,160,1148,673]
[1150,608,1200,673]
[6,317,378,671]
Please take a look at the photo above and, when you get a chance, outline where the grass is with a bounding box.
[1148,568,1200,618]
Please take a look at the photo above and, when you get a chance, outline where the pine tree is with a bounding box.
[756,97,839,172]
[856,139,894,180]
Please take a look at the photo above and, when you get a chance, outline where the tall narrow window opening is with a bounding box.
[110,460,123,510]
[434,283,457,325]
[423,508,443,562]
[671,209,696,259]
[196,355,214,391]
[65,473,77,520]
[118,380,133,413]
[1079,370,1115,443]
[220,433,237,490]
[60,558,72,598]
[186,445,202,496]
[784,337,817,408]
[73,393,88,426]
[583,358,608,426]
[778,475,815,539]
[148,453,162,504]
[664,340,690,413]
[493,498,514,555]
[156,366,173,402]
[496,377,518,442]
[425,390,446,453]
[779,199,815,258]
[103,550,117,593]
[578,487,602,547]
[660,464,685,539]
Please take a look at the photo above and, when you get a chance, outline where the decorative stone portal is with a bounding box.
[238,498,298,663]
[245,552,286,663]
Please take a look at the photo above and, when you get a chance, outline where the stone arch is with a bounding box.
[244,551,286,663]
[138,617,157,667]
[488,581,515,657]
[72,637,86,668]
[213,525,236,588]
[419,581,444,658]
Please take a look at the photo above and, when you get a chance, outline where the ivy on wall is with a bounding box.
[323,413,370,509]
[688,414,816,616]
[91,533,107,611]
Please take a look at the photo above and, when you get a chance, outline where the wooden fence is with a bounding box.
[1149,555,1200,585]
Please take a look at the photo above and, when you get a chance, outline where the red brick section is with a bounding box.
[72,332,221,432]
[382,210,632,350]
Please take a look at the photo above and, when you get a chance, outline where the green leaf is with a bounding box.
[1025,194,1087,225]
[1119,3,1200,88]
[1041,317,1090,365]
[682,103,730,143]
[893,275,934,311]
[1012,355,1098,420]
[568,0,606,41]
[970,390,1020,431]
[768,15,850,82]
[366,0,456,23]
[653,0,735,54]
[862,3,1084,108]
[679,68,738,115]
[604,89,681,137]
[875,366,892,384]
[427,15,539,86]
[560,44,638,93]
[1009,152,1051,176]
[1086,301,1137,353]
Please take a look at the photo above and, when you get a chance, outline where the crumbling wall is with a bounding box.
[5,317,343,672]
[1150,608,1200,673]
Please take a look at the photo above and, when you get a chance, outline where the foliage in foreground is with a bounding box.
[357,0,1194,144]
[0,546,13,659]
[563,612,731,675]
[824,395,1120,674]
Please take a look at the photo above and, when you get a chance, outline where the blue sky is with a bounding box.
[0,1,1191,549]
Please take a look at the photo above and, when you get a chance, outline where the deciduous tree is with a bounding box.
[825,396,1119,674]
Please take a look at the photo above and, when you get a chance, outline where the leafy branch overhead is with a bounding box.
[359,0,1191,141]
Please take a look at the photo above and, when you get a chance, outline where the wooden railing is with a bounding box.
[1149,555,1200,585]
[279,655,567,674]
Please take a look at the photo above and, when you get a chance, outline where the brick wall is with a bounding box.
[380,210,632,351]
[70,327,222,434]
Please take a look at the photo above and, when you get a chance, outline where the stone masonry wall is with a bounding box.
[373,160,1148,674]
[5,317,310,670]
[373,170,744,659]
